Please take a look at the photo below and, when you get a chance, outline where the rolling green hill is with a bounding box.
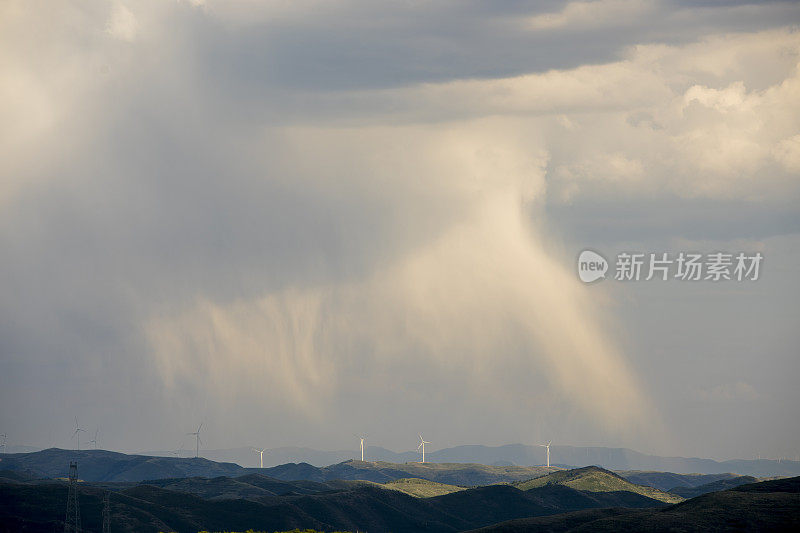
[383,477,466,497]
[265,459,555,486]
[140,473,373,500]
[515,466,683,504]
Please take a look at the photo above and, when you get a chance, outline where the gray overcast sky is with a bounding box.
[1,0,799,461]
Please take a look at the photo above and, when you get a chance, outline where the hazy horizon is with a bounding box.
[8,441,799,465]
[1,1,799,463]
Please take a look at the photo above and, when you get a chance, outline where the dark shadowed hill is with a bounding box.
[469,476,800,532]
[0,448,246,482]
[464,508,634,533]
[7,473,797,533]
[669,475,758,498]
[730,476,800,493]
[620,471,744,491]
[0,472,667,532]
[0,469,38,483]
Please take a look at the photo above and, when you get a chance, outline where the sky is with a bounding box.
[1,0,799,461]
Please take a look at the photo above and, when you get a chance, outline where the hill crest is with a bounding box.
[515,465,683,504]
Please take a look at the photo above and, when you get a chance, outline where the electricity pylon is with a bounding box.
[64,461,81,533]
[102,491,111,533]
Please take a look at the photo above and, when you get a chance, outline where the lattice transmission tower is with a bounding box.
[102,491,111,533]
[64,461,81,533]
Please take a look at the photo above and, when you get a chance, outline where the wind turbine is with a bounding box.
[0,433,7,454]
[172,439,186,457]
[87,427,99,449]
[72,417,85,451]
[253,448,266,468]
[417,434,431,463]
[358,435,366,462]
[187,423,203,458]
[540,441,551,468]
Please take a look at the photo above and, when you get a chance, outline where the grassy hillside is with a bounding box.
[140,473,374,500]
[383,477,466,497]
[265,459,555,486]
[515,466,683,504]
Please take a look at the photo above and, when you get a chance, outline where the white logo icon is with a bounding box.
[578,250,608,283]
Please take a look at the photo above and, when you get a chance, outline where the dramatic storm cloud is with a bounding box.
[1,0,798,459]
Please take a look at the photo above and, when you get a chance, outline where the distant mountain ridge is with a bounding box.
[142,443,800,477]
[0,448,246,482]
[142,445,418,467]
[3,445,797,485]
[431,444,800,477]
[0,449,554,485]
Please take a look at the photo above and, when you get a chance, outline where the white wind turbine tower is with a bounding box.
[358,436,366,462]
[540,441,552,468]
[187,423,203,458]
[253,448,266,468]
[72,417,85,451]
[418,435,431,463]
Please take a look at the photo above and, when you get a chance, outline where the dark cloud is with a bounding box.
[0,0,798,459]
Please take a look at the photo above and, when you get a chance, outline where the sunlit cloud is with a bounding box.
[146,123,657,436]
[0,0,797,457]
